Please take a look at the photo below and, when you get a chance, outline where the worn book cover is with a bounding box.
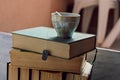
[10,49,85,73]
[8,61,92,80]
[66,61,92,80]
[12,26,96,59]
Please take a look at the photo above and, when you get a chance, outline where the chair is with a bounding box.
[101,18,120,48]
[72,0,98,32]
[97,0,119,46]
[72,0,119,46]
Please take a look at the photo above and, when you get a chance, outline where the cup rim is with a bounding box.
[51,12,80,17]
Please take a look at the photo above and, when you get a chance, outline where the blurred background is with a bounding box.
[0,0,119,50]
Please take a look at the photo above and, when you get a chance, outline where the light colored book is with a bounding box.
[10,49,85,73]
[66,73,74,80]
[86,49,97,63]
[20,68,29,80]
[8,61,92,80]
[40,71,62,80]
[32,69,39,80]
[81,61,92,80]
[12,26,96,59]
[66,61,93,80]
[8,64,18,80]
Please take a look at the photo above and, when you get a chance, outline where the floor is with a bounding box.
[91,48,120,80]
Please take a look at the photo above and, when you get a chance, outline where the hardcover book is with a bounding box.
[8,61,92,80]
[10,49,85,73]
[40,71,62,80]
[66,61,92,80]
[12,26,96,59]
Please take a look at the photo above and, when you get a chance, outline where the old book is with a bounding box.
[66,73,74,80]
[66,73,81,80]
[8,63,62,80]
[66,61,93,80]
[8,64,18,80]
[74,74,81,80]
[81,61,92,80]
[86,49,97,64]
[10,49,85,73]
[8,63,39,80]
[12,26,96,59]
[40,71,62,80]
[20,68,29,80]
[32,69,39,80]
[7,62,92,80]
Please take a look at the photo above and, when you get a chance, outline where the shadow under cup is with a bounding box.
[51,12,80,39]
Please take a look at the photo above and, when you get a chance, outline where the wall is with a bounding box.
[0,0,69,32]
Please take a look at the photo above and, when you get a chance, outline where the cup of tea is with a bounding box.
[51,12,80,39]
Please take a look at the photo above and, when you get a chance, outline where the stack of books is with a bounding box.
[8,27,96,80]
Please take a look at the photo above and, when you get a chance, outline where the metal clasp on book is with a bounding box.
[42,50,49,60]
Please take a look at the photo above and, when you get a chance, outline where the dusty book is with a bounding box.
[66,61,93,80]
[81,61,93,80]
[7,61,92,80]
[40,71,62,80]
[8,64,18,80]
[8,64,38,80]
[8,65,62,80]
[12,26,96,59]
[10,49,85,73]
